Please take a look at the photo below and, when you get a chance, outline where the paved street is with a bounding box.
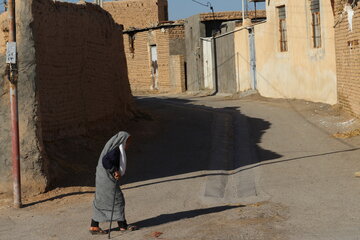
[0,94,359,240]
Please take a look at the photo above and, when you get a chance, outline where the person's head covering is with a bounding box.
[101,131,130,156]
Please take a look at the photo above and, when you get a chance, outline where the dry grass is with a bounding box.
[333,128,360,139]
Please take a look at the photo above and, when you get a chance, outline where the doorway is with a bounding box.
[150,45,158,90]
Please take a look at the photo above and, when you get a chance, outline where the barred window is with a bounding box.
[311,0,321,48]
[278,6,288,52]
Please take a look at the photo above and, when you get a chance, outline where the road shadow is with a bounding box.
[122,96,282,185]
[43,96,282,189]
[23,191,94,208]
[132,205,244,228]
[21,96,360,208]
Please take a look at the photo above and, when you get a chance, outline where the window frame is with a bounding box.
[310,0,322,48]
[277,6,288,52]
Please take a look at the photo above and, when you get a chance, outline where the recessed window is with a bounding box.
[278,6,288,52]
[310,0,321,48]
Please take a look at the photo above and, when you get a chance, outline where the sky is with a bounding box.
[40,0,265,21]
[168,0,265,20]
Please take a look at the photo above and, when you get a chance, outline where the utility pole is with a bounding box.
[6,0,21,208]
[242,0,245,20]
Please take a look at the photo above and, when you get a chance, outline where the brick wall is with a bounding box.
[104,0,185,93]
[0,0,135,195]
[169,55,186,92]
[103,0,168,30]
[123,25,186,93]
[124,28,174,93]
[169,25,185,40]
[334,1,360,117]
[200,10,266,22]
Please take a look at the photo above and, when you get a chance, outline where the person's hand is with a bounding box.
[113,171,121,180]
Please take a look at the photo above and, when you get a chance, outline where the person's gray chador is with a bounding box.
[92,131,130,222]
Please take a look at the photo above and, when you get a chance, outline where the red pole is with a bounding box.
[10,81,21,208]
[8,0,22,208]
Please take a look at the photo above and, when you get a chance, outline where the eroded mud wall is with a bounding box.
[0,0,134,196]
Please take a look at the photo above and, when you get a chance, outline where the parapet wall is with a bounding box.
[103,0,168,30]
[0,0,135,195]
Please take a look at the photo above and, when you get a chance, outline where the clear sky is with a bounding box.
[61,0,265,21]
[0,0,265,19]
[168,0,265,20]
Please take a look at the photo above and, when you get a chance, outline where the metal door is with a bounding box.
[202,38,214,90]
[248,28,257,90]
[150,45,158,90]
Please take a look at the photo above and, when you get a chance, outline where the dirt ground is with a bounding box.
[1,93,360,240]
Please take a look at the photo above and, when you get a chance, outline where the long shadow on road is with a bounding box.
[133,205,244,228]
[122,96,282,185]
[32,96,282,205]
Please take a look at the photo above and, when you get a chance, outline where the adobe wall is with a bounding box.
[334,0,360,117]
[123,27,176,93]
[0,0,134,195]
[238,0,338,104]
[103,0,168,30]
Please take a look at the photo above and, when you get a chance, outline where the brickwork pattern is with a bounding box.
[156,29,171,90]
[32,0,134,141]
[124,31,153,91]
[169,55,186,92]
[169,26,185,40]
[103,0,168,30]
[0,0,135,194]
[200,10,266,22]
[334,1,360,117]
[124,29,174,93]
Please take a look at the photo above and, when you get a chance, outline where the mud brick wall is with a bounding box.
[123,28,172,93]
[169,25,185,55]
[334,1,360,117]
[169,55,186,92]
[200,10,266,22]
[0,0,134,195]
[103,0,168,30]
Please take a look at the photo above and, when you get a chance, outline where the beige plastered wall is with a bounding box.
[235,0,337,104]
[235,27,252,92]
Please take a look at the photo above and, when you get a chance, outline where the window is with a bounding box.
[278,6,288,52]
[128,33,135,55]
[311,0,321,48]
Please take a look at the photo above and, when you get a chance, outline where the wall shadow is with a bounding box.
[44,96,281,191]
[133,205,243,228]
[23,191,94,208]
[121,97,282,185]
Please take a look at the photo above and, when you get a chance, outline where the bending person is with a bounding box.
[89,131,138,235]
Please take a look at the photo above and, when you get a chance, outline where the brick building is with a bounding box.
[122,24,185,93]
[333,0,360,117]
[103,0,168,29]
[104,0,186,93]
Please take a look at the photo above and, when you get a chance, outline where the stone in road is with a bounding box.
[1,94,359,240]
